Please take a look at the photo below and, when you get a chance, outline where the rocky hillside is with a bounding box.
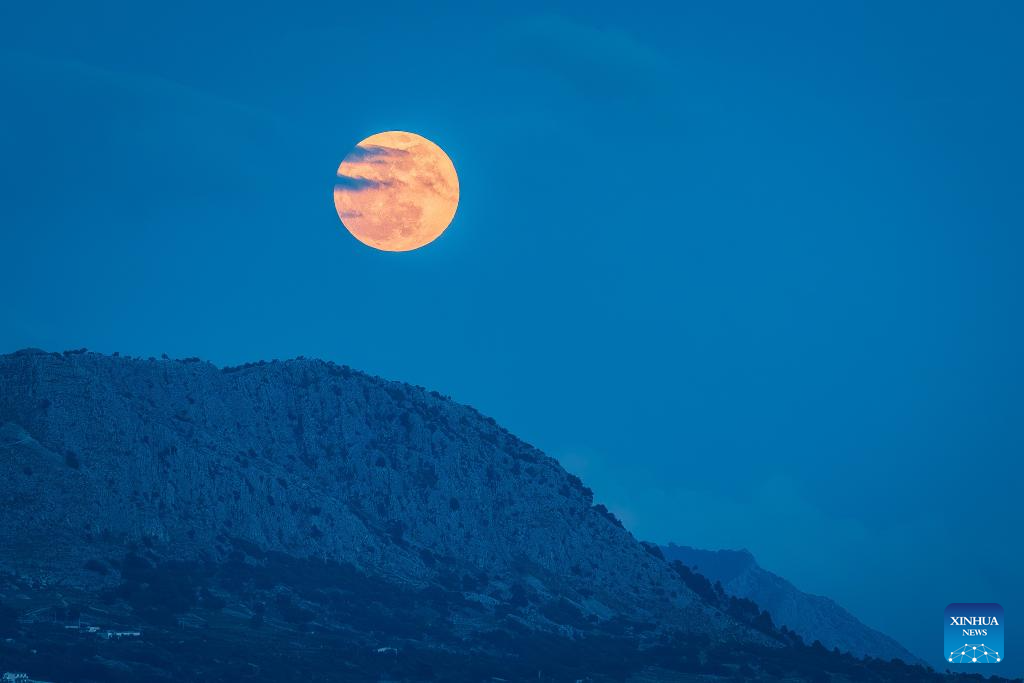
[0,351,734,632]
[660,544,919,664]
[0,349,966,681]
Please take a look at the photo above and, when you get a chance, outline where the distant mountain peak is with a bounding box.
[660,543,921,665]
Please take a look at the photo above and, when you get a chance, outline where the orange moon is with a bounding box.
[334,131,459,252]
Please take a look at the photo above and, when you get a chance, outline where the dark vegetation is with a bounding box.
[1,605,1016,683]
[591,503,625,529]
[1,550,1018,682]
[671,560,777,636]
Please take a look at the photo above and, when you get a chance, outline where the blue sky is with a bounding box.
[1,1,1022,671]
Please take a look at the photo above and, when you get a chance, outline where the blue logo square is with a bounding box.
[945,603,1003,665]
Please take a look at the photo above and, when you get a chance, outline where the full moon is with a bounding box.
[334,131,459,252]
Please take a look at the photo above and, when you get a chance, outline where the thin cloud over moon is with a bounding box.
[333,131,459,252]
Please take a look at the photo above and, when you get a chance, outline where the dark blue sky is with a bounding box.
[2,1,1021,669]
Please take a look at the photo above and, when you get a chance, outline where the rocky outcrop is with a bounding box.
[0,349,743,641]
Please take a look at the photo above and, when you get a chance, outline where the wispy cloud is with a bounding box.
[344,144,410,163]
[334,174,386,191]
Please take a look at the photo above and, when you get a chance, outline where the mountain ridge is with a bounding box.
[660,544,920,665]
[0,349,737,637]
[0,349,983,681]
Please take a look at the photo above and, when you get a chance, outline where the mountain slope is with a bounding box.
[0,349,972,681]
[0,352,739,635]
[660,544,919,664]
